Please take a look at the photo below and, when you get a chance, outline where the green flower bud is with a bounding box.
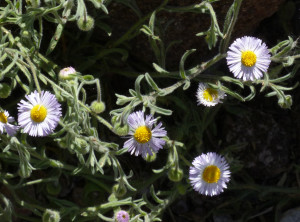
[21,30,31,39]
[278,95,292,109]
[168,167,183,182]
[46,182,61,196]
[113,124,129,136]
[74,137,90,154]
[0,83,11,98]
[57,138,67,149]
[42,209,61,222]
[26,0,40,7]
[176,183,187,195]
[90,101,106,114]
[144,152,156,162]
[112,184,127,198]
[77,15,94,32]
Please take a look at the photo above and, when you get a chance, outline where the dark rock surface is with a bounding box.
[106,0,286,70]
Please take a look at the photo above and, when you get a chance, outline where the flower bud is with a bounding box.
[278,95,292,109]
[59,67,76,80]
[144,152,156,162]
[90,101,106,114]
[26,0,40,7]
[168,167,183,182]
[74,137,90,154]
[46,182,61,196]
[0,83,11,98]
[77,15,94,32]
[112,184,127,198]
[176,183,188,195]
[113,124,129,136]
[42,209,61,222]
[21,30,31,39]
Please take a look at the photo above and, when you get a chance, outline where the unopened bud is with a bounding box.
[112,184,127,198]
[113,124,129,136]
[59,67,76,80]
[168,167,183,182]
[0,83,11,98]
[278,95,292,109]
[177,183,187,195]
[77,15,94,32]
[144,152,156,162]
[42,209,61,222]
[46,182,61,196]
[26,0,40,7]
[90,101,106,114]
[74,137,90,154]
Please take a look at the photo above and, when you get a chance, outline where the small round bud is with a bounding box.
[74,138,90,154]
[144,152,156,162]
[278,95,292,109]
[77,15,94,32]
[115,210,130,222]
[176,183,187,195]
[112,184,127,198]
[42,209,61,222]
[46,182,61,196]
[26,0,40,7]
[0,83,11,98]
[58,140,67,149]
[113,124,129,136]
[168,167,183,182]
[21,30,31,39]
[59,67,76,80]
[90,101,106,114]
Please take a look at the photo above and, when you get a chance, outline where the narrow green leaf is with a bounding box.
[147,103,172,115]
[179,49,196,79]
[145,73,160,91]
[46,23,64,55]
[152,63,169,74]
[134,75,144,100]
[244,85,256,101]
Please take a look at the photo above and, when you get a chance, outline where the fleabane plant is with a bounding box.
[0,0,299,221]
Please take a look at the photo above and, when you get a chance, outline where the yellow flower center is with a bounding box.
[0,112,8,123]
[202,165,221,183]
[203,88,218,102]
[134,126,152,144]
[241,50,257,67]
[30,105,47,123]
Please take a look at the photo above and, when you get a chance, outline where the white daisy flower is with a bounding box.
[226,36,271,81]
[17,90,62,137]
[0,110,19,136]
[189,152,230,196]
[124,110,167,158]
[196,83,226,107]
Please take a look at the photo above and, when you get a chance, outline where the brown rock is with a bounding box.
[106,0,286,70]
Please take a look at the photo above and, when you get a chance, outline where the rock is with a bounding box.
[105,0,286,70]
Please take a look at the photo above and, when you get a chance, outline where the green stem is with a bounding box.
[152,53,225,97]
[96,79,102,102]
[25,56,41,93]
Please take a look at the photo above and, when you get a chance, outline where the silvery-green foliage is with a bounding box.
[0,0,299,221]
